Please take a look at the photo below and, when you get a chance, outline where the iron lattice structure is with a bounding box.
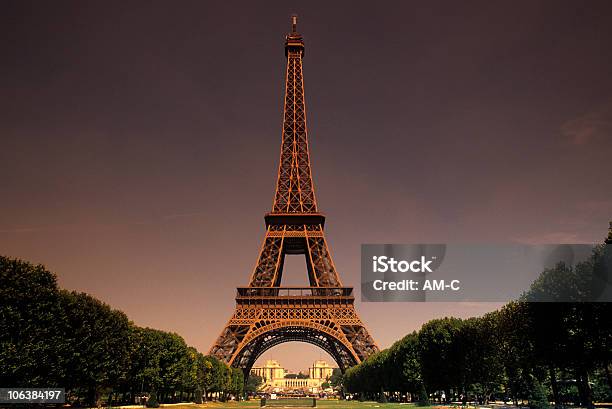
[209,16,378,374]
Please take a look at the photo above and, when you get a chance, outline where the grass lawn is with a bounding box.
[149,401,429,409]
[128,400,612,409]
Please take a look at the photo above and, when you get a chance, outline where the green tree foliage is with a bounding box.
[229,367,244,398]
[205,354,230,396]
[329,368,343,388]
[344,349,394,400]
[387,332,422,395]
[127,327,166,395]
[496,301,534,404]
[146,390,160,408]
[157,331,189,401]
[458,313,504,401]
[0,256,65,387]
[418,383,429,406]
[520,245,612,409]
[246,374,263,393]
[0,256,241,406]
[342,243,612,407]
[418,317,464,394]
[58,290,131,406]
[528,378,550,409]
[285,372,309,379]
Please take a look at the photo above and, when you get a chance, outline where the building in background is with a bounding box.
[309,360,333,380]
[251,359,286,383]
[251,359,335,393]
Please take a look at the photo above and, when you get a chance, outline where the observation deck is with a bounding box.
[236,286,354,306]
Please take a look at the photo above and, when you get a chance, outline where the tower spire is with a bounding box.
[276,14,311,213]
[291,14,298,33]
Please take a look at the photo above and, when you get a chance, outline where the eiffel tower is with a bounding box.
[209,16,378,373]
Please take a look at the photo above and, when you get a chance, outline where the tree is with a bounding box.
[521,248,612,409]
[418,383,429,406]
[285,372,309,379]
[146,391,160,408]
[246,374,263,394]
[343,365,360,395]
[528,378,550,409]
[496,301,534,405]
[228,367,244,398]
[459,314,504,402]
[418,317,464,395]
[329,368,343,389]
[127,326,165,397]
[157,331,189,401]
[387,332,422,397]
[202,355,227,400]
[1,255,229,406]
[0,257,65,387]
[58,290,131,406]
[188,350,211,403]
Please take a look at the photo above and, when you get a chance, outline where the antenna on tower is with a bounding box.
[291,14,298,33]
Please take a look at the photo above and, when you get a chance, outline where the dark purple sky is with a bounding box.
[1,1,611,371]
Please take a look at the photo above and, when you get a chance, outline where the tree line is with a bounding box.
[0,255,254,407]
[343,243,612,409]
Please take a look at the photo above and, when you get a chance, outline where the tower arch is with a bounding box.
[232,323,359,374]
